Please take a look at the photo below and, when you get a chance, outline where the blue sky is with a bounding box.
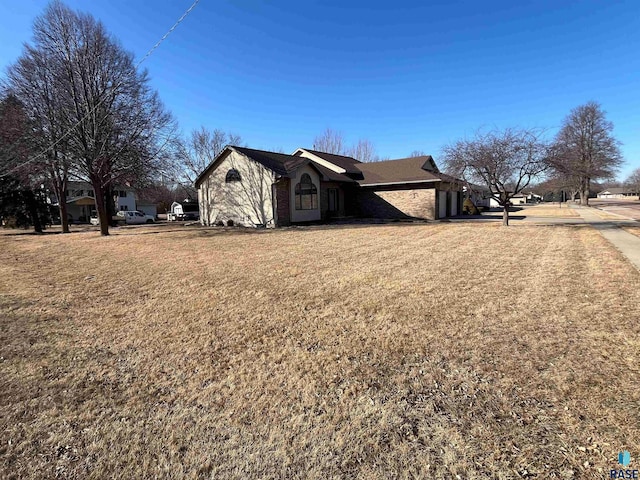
[2,0,639,180]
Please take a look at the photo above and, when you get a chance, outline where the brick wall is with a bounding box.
[275,178,290,226]
[356,186,437,220]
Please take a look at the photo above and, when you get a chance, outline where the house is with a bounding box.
[510,193,527,205]
[194,146,464,227]
[597,188,638,199]
[137,203,158,219]
[464,184,492,209]
[55,181,136,223]
[49,181,144,223]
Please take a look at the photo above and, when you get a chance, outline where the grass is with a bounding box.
[587,208,627,221]
[515,204,579,218]
[622,226,640,238]
[1,222,639,479]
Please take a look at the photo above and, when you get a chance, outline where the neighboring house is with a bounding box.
[137,203,158,219]
[194,146,464,227]
[464,184,492,209]
[51,181,137,223]
[597,188,638,199]
[523,191,543,203]
[510,193,527,205]
[113,187,136,212]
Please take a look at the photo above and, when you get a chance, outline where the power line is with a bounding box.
[1,0,200,178]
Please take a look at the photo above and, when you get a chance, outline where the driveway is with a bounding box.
[590,198,640,221]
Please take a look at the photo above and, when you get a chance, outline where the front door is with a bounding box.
[328,188,338,213]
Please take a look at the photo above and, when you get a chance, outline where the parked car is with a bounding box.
[117,210,155,224]
[91,210,155,225]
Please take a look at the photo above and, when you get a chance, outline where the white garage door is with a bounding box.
[450,192,458,216]
[438,191,447,219]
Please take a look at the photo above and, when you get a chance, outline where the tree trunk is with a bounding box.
[58,201,70,233]
[581,178,590,206]
[23,189,43,233]
[93,181,110,236]
[502,205,509,226]
[107,187,117,227]
[50,175,70,233]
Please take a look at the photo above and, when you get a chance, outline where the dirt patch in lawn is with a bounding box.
[1,223,639,479]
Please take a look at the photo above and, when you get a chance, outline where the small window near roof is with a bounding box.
[225,169,242,182]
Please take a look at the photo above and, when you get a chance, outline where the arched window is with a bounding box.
[225,169,241,182]
[295,173,317,210]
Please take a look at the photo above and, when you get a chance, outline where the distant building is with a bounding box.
[51,181,137,223]
[597,188,638,199]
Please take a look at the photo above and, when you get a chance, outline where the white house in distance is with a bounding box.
[597,187,638,199]
[53,181,138,223]
[194,146,464,227]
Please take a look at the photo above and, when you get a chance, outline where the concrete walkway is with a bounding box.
[575,207,640,270]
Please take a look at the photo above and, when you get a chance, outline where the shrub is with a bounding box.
[226,219,234,227]
[462,198,481,215]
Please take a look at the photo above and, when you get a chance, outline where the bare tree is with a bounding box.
[550,102,622,206]
[7,39,72,232]
[177,126,242,185]
[20,1,176,235]
[347,139,378,163]
[313,128,345,154]
[409,150,427,157]
[0,95,48,232]
[625,167,640,198]
[443,128,549,226]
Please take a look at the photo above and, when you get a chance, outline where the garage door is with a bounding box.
[438,191,447,219]
[450,192,458,216]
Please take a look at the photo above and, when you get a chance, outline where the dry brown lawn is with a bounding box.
[515,204,579,218]
[1,223,639,479]
[622,226,640,239]
[587,209,625,221]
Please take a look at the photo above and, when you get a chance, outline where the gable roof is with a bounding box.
[312,162,357,183]
[195,146,459,189]
[297,149,362,174]
[233,146,307,176]
[356,156,443,186]
[195,146,309,187]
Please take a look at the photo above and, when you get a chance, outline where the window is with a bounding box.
[295,173,317,210]
[119,190,127,198]
[225,169,242,182]
[87,190,94,197]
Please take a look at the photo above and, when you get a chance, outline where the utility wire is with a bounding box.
[1,0,200,178]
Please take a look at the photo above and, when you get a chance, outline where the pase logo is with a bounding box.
[611,451,638,479]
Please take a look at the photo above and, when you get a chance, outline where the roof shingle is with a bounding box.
[356,156,441,186]
[302,149,362,174]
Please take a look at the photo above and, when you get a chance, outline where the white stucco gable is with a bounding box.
[197,148,277,227]
[289,164,321,223]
